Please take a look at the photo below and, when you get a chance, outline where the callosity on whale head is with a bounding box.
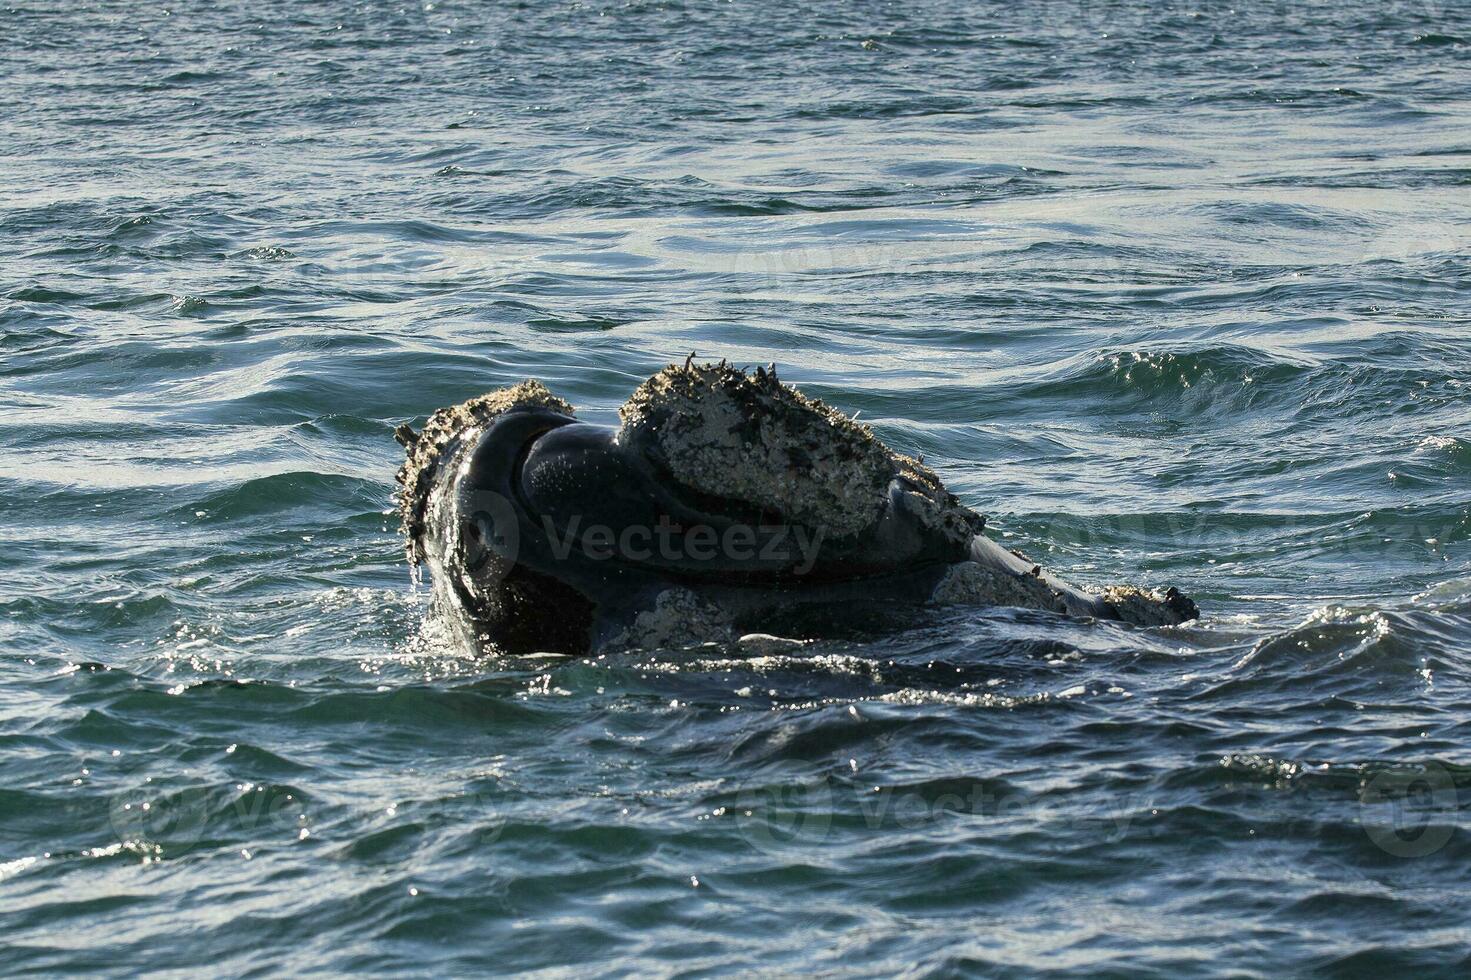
[395,361,1198,655]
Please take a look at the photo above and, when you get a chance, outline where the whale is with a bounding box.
[395,361,1198,655]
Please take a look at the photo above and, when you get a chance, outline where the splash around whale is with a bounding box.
[394,361,1198,655]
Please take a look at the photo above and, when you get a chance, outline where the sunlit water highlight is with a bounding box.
[2,0,1470,973]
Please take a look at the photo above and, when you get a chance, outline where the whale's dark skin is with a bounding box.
[396,365,1198,655]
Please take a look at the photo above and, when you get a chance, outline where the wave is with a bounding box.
[181,472,386,521]
[1009,337,1471,423]
[1015,344,1314,417]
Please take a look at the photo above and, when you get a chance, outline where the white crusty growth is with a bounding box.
[395,380,574,563]
[617,360,983,545]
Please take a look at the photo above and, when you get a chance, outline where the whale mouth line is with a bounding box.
[504,420,849,585]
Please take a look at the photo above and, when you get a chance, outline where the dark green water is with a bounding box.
[2,0,1470,974]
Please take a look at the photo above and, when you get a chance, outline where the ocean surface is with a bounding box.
[3,0,1470,974]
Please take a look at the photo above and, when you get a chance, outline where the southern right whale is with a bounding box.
[394,361,1198,655]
